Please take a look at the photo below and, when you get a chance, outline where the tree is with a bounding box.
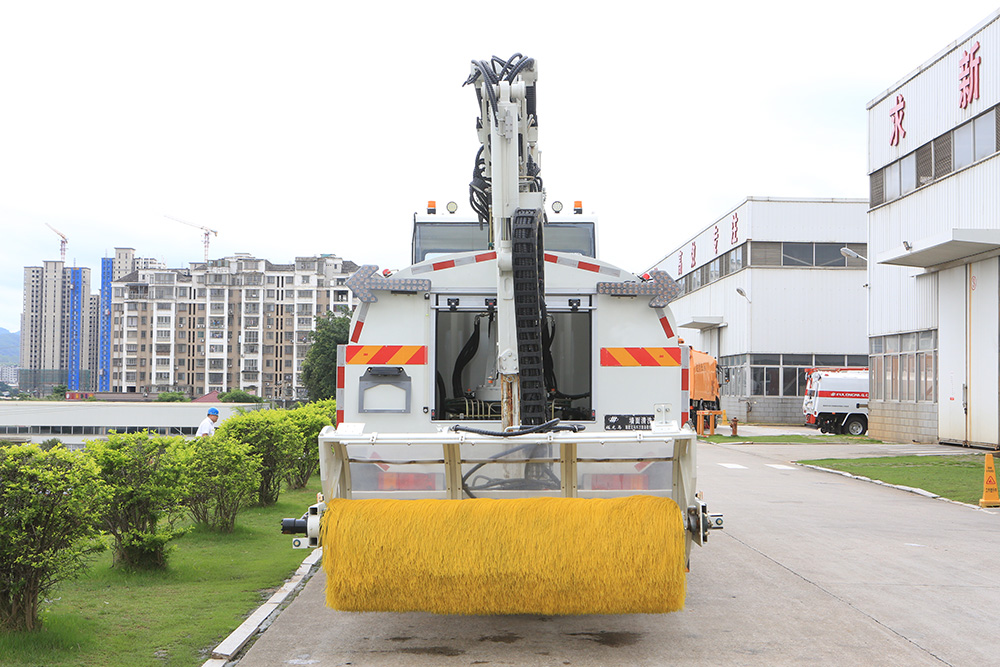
[49,385,68,400]
[301,309,351,401]
[284,401,335,489]
[86,432,189,569]
[215,411,301,505]
[179,435,262,533]
[0,444,109,631]
[219,389,263,403]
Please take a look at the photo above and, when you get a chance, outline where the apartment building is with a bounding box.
[96,248,166,391]
[19,261,96,395]
[0,365,18,387]
[107,253,356,400]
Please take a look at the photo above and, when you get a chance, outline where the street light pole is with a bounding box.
[735,287,752,419]
[840,247,868,262]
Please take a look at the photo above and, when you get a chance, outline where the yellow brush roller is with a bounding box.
[321,495,686,615]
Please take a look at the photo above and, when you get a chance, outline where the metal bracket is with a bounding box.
[688,500,724,545]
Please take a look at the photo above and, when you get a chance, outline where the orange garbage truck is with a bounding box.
[689,349,721,425]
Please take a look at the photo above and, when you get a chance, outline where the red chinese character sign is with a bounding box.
[690,241,697,268]
[731,212,739,244]
[889,95,905,146]
[959,41,981,109]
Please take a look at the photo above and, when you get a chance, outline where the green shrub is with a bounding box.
[39,438,63,451]
[219,389,263,403]
[284,401,335,489]
[215,411,301,505]
[86,432,189,569]
[0,444,109,631]
[180,435,262,532]
[155,391,189,402]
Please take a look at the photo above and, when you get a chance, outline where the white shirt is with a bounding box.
[196,416,217,437]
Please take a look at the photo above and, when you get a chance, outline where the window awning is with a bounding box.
[678,316,725,330]
[877,229,1000,268]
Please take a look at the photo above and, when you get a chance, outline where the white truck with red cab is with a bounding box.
[802,368,869,436]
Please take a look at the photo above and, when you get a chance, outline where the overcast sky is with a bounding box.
[2,1,998,333]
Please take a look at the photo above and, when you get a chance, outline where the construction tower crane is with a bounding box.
[45,223,68,262]
[165,215,218,263]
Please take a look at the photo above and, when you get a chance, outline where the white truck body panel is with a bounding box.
[803,369,869,434]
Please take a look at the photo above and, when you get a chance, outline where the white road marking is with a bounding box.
[766,464,796,470]
[718,463,748,469]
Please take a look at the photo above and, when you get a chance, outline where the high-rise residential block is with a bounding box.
[19,261,95,394]
[107,252,356,400]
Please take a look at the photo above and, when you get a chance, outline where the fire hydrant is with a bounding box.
[730,417,739,436]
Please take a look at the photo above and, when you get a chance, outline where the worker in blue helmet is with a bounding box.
[196,407,220,437]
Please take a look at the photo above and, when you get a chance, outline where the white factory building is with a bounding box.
[649,197,869,424]
[867,9,1000,446]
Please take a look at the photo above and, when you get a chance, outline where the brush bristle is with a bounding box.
[321,495,686,615]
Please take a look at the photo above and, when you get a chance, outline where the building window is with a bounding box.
[782,243,813,267]
[872,105,998,207]
[954,121,974,170]
[870,330,936,404]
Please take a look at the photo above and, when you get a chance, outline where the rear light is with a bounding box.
[378,472,439,490]
[590,474,650,491]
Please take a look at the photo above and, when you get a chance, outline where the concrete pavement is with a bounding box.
[232,434,1000,666]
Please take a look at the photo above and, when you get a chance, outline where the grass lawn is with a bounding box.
[0,480,321,667]
[798,454,987,505]
[704,434,881,444]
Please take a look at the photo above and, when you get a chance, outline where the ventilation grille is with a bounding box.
[916,143,933,187]
[750,242,781,266]
[933,133,952,178]
[869,170,884,207]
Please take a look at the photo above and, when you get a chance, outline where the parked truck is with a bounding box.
[802,367,869,436]
[689,348,721,425]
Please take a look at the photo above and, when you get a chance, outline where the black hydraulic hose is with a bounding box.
[452,417,559,438]
[451,316,482,399]
[506,56,534,81]
[455,418,586,498]
[450,418,584,438]
[495,53,523,80]
[435,371,447,418]
[542,317,556,393]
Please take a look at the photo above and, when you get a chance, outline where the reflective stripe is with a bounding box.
[345,345,428,365]
[600,347,682,367]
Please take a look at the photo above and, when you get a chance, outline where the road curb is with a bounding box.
[202,547,323,666]
[797,464,996,513]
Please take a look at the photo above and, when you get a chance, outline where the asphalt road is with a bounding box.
[237,438,999,666]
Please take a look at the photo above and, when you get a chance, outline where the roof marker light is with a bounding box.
[427,201,436,214]
[574,200,583,214]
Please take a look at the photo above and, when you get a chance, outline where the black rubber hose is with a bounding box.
[451,316,481,399]
[435,371,447,418]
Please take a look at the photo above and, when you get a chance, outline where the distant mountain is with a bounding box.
[0,328,19,365]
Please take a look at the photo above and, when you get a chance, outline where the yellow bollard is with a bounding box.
[980,453,1000,508]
